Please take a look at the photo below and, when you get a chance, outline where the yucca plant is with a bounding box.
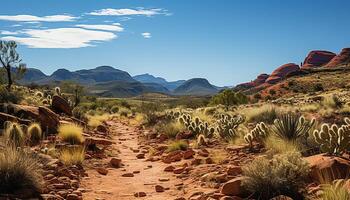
[272,113,315,142]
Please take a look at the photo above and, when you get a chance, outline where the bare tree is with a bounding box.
[0,41,26,91]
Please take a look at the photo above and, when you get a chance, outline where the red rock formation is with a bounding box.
[302,50,336,68]
[236,73,269,89]
[265,63,300,84]
[325,48,350,67]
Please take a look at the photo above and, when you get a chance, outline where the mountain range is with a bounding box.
[18,66,221,97]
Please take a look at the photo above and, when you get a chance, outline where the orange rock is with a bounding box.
[96,168,108,175]
[183,149,195,159]
[227,166,242,176]
[220,176,245,196]
[155,185,165,192]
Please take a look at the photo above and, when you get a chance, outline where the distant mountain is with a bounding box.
[18,68,48,83]
[173,78,219,96]
[133,73,186,91]
[19,66,220,97]
[89,80,170,98]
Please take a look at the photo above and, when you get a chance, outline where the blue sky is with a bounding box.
[0,0,350,86]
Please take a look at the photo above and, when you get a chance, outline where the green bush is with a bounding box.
[210,89,248,108]
[242,151,310,199]
[0,86,23,103]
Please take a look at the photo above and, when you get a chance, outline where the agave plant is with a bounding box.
[273,113,315,142]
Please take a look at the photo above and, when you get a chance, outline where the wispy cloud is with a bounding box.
[75,24,124,32]
[88,8,167,16]
[2,28,116,48]
[0,30,20,35]
[0,14,77,22]
[141,32,151,39]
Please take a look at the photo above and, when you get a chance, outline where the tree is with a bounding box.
[60,81,85,107]
[210,89,248,109]
[0,41,26,91]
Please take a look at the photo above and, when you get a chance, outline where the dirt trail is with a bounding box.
[81,120,184,200]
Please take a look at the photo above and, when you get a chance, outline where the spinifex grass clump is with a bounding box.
[59,147,85,166]
[58,124,84,145]
[27,123,42,146]
[242,151,310,199]
[313,117,350,155]
[320,180,350,200]
[4,121,25,147]
[0,146,43,195]
[166,140,188,152]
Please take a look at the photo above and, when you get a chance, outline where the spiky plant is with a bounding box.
[196,134,208,147]
[244,122,269,148]
[27,123,42,146]
[313,117,350,155]
[4,122,25,147]
[0,146,43,195]
[273,113,315,141]
[217,114,244,141]
[54,87,61,95]
[320,179,350,200]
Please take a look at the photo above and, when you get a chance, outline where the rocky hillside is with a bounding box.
[234,47,350,97]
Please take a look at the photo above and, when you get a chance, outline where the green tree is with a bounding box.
[60,81,85,107]
[0,41,26,91]
[210,89,248,109]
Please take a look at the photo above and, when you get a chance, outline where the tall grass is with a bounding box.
[156,121,186,138]
[0,146,43,195]
[320,180,350,200]
[59,147,85,166]
[166,140,188,152]
[58,124,84,145]
[242,104,279,124]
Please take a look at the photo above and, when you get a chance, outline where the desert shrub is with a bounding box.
[4,122,25,147]
[322,94,343,109]
[87,114,110,128]
[320,180,350,200]
[0,85,23,103]
[58,124,84,145]
[167,140,188,152]
[140,103,159,126]
[242,151,310,199]
[111,105,119,113]
[269,89,276,95]
[59,147,85,166]
[210,89,248,108]
[313,83,324,92]
[272,113,315,142]
[72,107,87,121]
[156,121,186,138]
[0,146,43,195]
[27,123,42,146]
[264,135,301,154]
[243,104,279,124]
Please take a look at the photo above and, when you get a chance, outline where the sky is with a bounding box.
[0,0,350,86]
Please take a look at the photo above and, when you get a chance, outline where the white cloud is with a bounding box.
[0,14,77,22]
[75,24,124,32]
[141,32,151,39]
[0,30,20,35]
[2,28,116,48]
[88,8,166,16]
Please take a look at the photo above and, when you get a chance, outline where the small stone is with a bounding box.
[173,167,185,174]
[155,185,165,192]
[159,178,170,182]
[122,173,134,177]
[110,158,122,168]
[164,165,175,172]
[136,153,145,159]
[134,192,147,197]
[66,194,79,200]
[96,168,108,175]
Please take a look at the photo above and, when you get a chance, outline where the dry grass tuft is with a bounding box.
[58,124,84,145]
[167,140,188,152]
[59,147,85,166]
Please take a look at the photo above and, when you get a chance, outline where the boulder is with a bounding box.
[304,154,350,182]
[220,176,245,196]
[326,48,350,67]
[52,95,72,116]
[235,73,269,90]
[302,50,336,68]
[265,63,300,84]
[38,106,60,133]
[110,158,122,168]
